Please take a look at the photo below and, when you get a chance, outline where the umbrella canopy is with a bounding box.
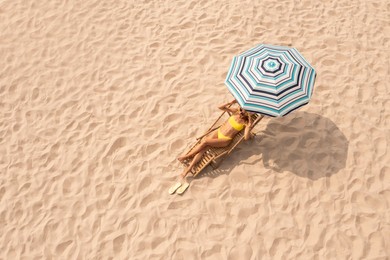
[225,44,316,117]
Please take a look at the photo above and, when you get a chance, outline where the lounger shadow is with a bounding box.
[195,112,349,180]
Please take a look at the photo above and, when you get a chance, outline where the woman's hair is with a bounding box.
[239,108,249,122]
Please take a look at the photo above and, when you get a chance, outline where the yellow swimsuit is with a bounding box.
[217,116,245,140]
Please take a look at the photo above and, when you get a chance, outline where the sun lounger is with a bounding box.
[180,110,264,177]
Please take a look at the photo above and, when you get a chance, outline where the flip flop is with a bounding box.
[168,182,182,195]
[176,182,190,195]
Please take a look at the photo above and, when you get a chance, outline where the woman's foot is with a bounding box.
[177,155,189,162]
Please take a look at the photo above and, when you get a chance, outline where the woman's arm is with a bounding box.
[244,114,253,140]
[218,99,239,114]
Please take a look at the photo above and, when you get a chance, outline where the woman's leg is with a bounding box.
[178,135,231,161]
[179,137,231,180]
[179,148,207,179]
[178,130,217,161]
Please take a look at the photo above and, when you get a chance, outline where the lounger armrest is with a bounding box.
[227,136,245,155]
[249,115,264,132]
[214,150,228,160]
[196,125,220,140]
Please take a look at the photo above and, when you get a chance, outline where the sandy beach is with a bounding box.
[0,0,389,259]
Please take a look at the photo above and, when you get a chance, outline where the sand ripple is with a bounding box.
[0,0,389,258]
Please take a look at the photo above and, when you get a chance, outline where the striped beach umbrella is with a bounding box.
[225,44,316,117]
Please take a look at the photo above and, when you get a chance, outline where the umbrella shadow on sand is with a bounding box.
[197,112,349,180]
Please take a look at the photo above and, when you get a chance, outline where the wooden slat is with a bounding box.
[204,153,212,161]
[191,156,210,175]
[207,149,217,157]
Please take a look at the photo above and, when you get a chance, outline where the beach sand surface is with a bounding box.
[0,0,389,259]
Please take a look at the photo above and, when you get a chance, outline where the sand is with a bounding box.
[0,0,389,259]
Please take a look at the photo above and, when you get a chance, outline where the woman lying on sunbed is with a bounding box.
[169,99,254,194]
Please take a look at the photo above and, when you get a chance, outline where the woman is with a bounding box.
[169,99,254,194]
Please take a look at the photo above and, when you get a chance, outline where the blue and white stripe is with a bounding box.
[225,44,316,117]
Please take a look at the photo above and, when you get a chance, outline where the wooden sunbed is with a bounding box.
[180,108,264,177]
